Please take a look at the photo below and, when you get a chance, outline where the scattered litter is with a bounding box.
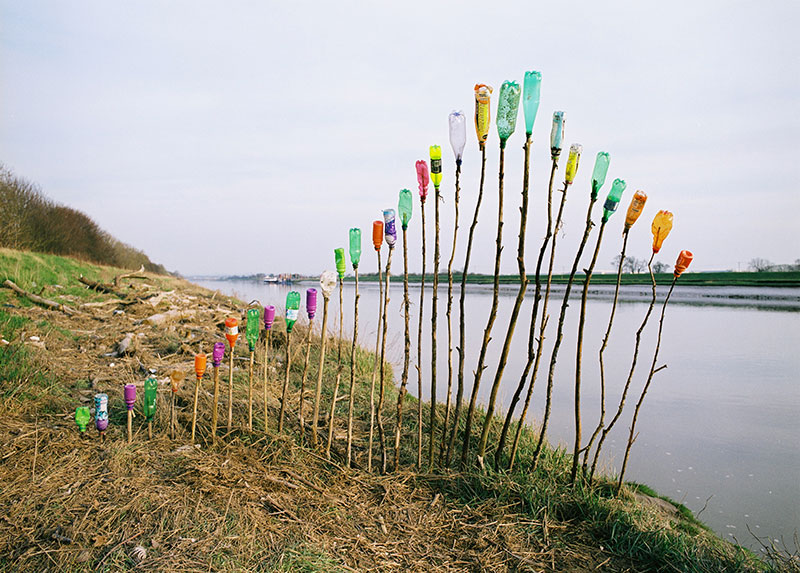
[131,545,147,562]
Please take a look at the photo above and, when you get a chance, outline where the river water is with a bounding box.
[193,278,799,552]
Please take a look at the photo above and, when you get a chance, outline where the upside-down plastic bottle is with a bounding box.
[624,191,648,232]
[474,84,493,148]
[651,210,674,253]
[602,179,627,223]
[496,80,521,145]
[591,152,611,199]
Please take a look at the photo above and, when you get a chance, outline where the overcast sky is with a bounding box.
[2,0,798,275]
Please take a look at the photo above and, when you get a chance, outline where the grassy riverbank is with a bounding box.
[0,248,789,571]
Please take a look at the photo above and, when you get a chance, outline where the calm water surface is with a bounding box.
[194,278,799,551]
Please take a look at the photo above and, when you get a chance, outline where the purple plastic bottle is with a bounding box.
[306,289,317,320]
[263,305,276,330]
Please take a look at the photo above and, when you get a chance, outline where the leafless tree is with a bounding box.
[652,261,669,273]
[748,258,774,272]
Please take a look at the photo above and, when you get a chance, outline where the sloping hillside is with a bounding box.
[0,165,166,273]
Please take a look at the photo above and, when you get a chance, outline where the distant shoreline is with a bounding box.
[199,271,800,288]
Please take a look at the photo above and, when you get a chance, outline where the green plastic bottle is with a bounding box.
[334,248,346,280]
[398,189,413,230]
[591,152,611,199]
[143,376,158,422]
[246,308,260,351]
[496,80,521,146]
[602,178,627,223]
[522,71,542,136]
[75,406,90,433]
[285,291,301,333]
[349,228,361,269]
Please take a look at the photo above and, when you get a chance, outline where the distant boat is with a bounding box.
[263,274,293,285]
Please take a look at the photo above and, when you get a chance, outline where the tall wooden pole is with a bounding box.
[415,202,426,469]
[347,267,360,467]
[446,146,487,466]
[461,143,505,468]
[394,226,411,470]
[368,248,383,471]
[478,134,531,464]
[496,157,558,468]
[441,159,461,462]
[325,279,345,458]
[533,175,598,468]
[311,298,329,447]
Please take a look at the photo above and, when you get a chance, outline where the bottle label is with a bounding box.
[431,158,442,174]
[286,309,299,321]
[226,325,238,336]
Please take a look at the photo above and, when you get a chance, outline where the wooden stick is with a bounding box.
[429,180,441,470]
[461,142,505,468]
[617,277,677,493]
[325,279,345,458]
[570,220,607,484]
[582,231,629,479]
[279,329,292,433]
[77,275,124,296]
[298,321,314,442]
[441,159,461,463]
[347,267,360,467]
[113,264,145,287]
[227,349,235,432]
[2,279,79,315]
[311,298,329,447]
[170,391,176,439]
[394,227,410,471]
[532,183,600,468]
[478,135,531,465]
[127,410,133,443]
[264,330,272,434]
[589,252,656,482]
[496,157,558,469]
[378,246,394,473]
[416,200,426,469]
[191,375,201,443]
[447,146,487,466]
[248,350,254,431]
[211,365,220,444]
[368,249,383,471]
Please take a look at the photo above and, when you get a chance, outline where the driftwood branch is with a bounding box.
[2,279,79,316]
[78,275,125,297]
[114,265,145,287]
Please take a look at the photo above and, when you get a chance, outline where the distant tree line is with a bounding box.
[747,258,800,272]
[0,164,167,273]
[610,255,668,274]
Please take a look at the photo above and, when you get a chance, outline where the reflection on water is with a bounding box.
[193,278,799,551]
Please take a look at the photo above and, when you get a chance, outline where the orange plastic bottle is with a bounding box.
[194,353,207,379]
[651,210,673,253]
[625,191,647,231]
[225,317,239,348]
[372,220,384,251]
[673,250,693,277]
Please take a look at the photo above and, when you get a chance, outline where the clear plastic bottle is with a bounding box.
[449,111,466,163]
